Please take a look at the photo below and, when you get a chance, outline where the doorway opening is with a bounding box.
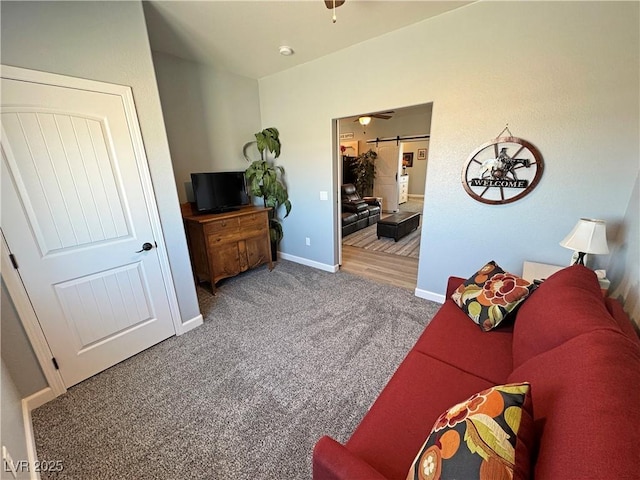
[335,103,433,291]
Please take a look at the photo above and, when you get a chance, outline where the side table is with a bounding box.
[522,261,563,283]
[522,261,610,296]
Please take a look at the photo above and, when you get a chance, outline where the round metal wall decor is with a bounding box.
[462,136,544,205]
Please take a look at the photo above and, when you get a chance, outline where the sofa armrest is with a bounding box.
[446,276,465,298]
[313,436,388,480]
[343,201,368,213]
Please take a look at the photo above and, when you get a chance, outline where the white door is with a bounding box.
[1,74,176,387]
[374,144,401,212]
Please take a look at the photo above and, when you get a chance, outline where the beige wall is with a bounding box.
[152,52,262,203]
[258,1,639,302]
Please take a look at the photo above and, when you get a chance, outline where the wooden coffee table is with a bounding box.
[377,211,421,242]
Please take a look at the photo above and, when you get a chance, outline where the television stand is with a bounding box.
[182,205,273,292]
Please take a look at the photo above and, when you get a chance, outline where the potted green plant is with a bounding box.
[353,149,377,197]
[243,127,292,259]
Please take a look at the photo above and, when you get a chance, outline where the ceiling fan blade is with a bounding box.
[324,0,346,8]
[372,114,392,120]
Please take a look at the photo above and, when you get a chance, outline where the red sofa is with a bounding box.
[313,265,640,479]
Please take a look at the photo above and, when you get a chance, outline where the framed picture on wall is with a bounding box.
[402,152,414,168]
[417,148,427,160]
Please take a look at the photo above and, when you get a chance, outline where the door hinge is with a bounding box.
[9,253,18,269]
[52,358,59,370]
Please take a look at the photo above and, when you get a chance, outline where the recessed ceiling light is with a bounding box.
[279,45,294,56]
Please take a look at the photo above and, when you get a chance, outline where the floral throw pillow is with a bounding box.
[406,383,534,480]
[451,261,536,331]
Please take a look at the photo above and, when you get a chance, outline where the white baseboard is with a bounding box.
[23,387,56,411]
[22,388,55,480]
[178,313,203,335]
[278,252,339,273]
[415,287,445,304]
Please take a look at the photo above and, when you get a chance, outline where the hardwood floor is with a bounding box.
[341,244,418,291]
[340,197,423,291]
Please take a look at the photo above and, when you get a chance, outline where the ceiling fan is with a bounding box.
[354,111,395,125]
[324,0,346,23]
[324,0,346,9]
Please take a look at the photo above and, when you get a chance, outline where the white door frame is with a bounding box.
[0,65,184,397]
[2,233,67,397]
[333,119,343,266]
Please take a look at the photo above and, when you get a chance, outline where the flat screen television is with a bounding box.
[190,171,250,214]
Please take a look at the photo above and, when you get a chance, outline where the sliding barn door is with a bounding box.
[1,71,176,387]
[374,144,401,212]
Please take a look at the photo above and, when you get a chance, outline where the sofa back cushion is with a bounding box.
[512,265,621,368]
[413,300,514,385]
[507,329,640,479]
[341,183,361,202]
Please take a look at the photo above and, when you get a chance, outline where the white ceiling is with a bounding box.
[144,0,473,79]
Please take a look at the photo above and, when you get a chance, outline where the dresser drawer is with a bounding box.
[204,217,240,235]
[239,212,268,231]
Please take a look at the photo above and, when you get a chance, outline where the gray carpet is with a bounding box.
[31,260,440,479]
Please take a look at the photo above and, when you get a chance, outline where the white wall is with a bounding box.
[258,1,639,299]
[1,1,201,394]
[152,52,262,202]
[1,361,31,480]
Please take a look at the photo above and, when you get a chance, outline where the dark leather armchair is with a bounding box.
[340,184,381,236]
[341,184,366,211]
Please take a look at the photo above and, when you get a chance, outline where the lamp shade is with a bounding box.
[358,116,372,126]
[560,218,609,254]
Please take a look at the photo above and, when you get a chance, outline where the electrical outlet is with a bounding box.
[305,237,311,246]
[319,191,328,201]
[2,446,18,479]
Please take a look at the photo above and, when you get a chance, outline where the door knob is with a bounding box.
[136,242,154,253]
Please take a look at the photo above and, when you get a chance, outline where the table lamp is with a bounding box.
[560,218,609,266]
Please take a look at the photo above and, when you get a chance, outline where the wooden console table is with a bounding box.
[182,204,273,292]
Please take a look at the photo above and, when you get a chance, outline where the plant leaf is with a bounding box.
[283,199,292,217]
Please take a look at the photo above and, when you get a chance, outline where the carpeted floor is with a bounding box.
[31,260,440,480]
